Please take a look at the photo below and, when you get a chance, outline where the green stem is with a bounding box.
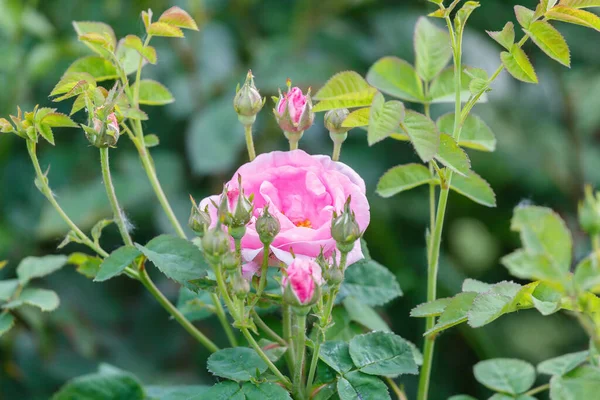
[332,141,342,161]
[244,124,256,161]
[293,312,307,400]
[241,327,292,389]
[283,304,296,372]
[139,268,219,353]
[214,264,238,321]
[212,292,238,347]
[252,310,286,346]
[249,245,270,309]
[525,383,550,396]
[99,147,133,247]
[593,235,600,253]
[385,377,408,400]
[418,16,464,400]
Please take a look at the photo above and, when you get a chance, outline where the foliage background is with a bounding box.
[0,0,599,398]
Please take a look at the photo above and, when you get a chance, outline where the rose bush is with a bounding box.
[199,149,370,269]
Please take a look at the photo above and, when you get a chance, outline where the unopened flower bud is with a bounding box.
[202,225,231,264]
[274,82,314,135]
[231,175,254,229]
[233,273,250,299]
[256,205,280,245]
[234,70,264,125]
[579,185,600,235]
[222,251,239,271]
[324,108,350,135]
[282,258,322,309]
[189,197,211,237]
[331,196,361,253]
[86,113,120,148]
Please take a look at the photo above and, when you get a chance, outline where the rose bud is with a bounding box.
[221,251,240,271]
[331,196,362,254]
[233,70,264,126]
[282,258,323,309]
[189,197,211,237]
[84,112,120,148]
[231,177,254,229]
[324,108,350,135]
[579,185,600,236]
[273,82,314,149]
[202,224,231,265]
[255,204,280,245]
[232,272,250,299]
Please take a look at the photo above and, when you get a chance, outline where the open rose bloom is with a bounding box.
[200,150,370,273]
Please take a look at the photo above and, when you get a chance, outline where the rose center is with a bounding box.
[293,218,312,228]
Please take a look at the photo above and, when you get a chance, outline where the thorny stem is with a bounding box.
[138,268,219,353]
[241,327,292,389]
[293,313,307,400]
[99,147,133,247]
[283,304,296,373]
[418,14,464,400]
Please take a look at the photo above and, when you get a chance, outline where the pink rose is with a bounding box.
[274,87,314,133]
[199,150,369,270]
[282,258,323,305]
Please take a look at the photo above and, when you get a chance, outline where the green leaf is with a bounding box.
[437,113,497,152]
[414,17,452,81]
[435,133,471,176]
[501,46,538,83]
[349,331,418,377]
[144,134,160,147]
[574,253,600,292]
[337,371,391,400]
[531,282,562,315]
[559,0,600,8]
[525,21,571,67]
[343,296,390,332]
[366,57,425,103]
[41,113,78,128]
[376,164,434,198]
[319,341,355,374]
[425,292,477,335]
[137,79,175,106]
[3,288,60,312]
[488,395,536,400]
[123,35,158,64]
[95,246,141,282]
[367,93,405,146]
[550,366,600,400]
[177,288,215,322]
[547,6,600,31]
[135,235,209,286]
[68,254,102,279]
[115,40,145,76]
[510,205,572,272]
[473,358,536,395]
[0,313,15,337]
[0,279,19,301]
[324,307,364,341]
[52,367,145,400]
[467,281,522,328]
[91,218,113,244]
[207,347,268,381]
[203,381,292,400]
[401,110,440,162]
[538,351,589,376]
[147,22,184,38]
[410,298,451,317]
[339,258,402,306]
[450,170,496,207]
[342,107,370,128]
[487,22,516,50]
[72,21,117,58]
[428,68,484,104]
[313,71,378,112]
[119,107,149,120]
[65,56,118,81]
[502,250,566,284]
[158,6,199,30]
[448,396,478,400]
[462,278,493,293]
[515,6,535,28]
[17,255,68,285]
[51,72,96,97]
[145,385,209,399]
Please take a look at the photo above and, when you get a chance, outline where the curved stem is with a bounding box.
[211,292,238,347]
[292,313,307,400]
[100,147,133,246]
[252,310,286,346]
[525,383,550,396]
[332,141,342,161]
[241,327,292,389]
[138,268,219,353]
[244,124,256,161]
[385,377,408,400]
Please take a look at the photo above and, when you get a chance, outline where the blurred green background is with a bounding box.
[1,0,599,399]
